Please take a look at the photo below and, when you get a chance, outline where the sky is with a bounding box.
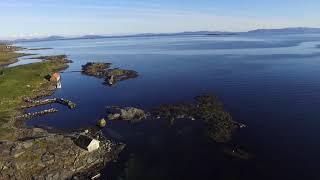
[1,0,320,39]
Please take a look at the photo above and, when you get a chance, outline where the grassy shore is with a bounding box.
[0,45,69,140]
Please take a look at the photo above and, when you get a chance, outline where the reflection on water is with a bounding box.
[16,34,320,179]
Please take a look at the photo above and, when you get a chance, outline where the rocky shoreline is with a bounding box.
[0,129,125,179]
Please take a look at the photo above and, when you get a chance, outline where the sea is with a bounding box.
[14,33,320,180]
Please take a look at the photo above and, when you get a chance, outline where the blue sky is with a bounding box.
[1,0,320,39]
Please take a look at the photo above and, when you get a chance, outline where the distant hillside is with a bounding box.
[77,35,107,39]
[247,27,320,34]
[11,31,237,43]
[15,36,66,42]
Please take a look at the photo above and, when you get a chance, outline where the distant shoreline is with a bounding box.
[5,27,320,43]
[28,47,53,50]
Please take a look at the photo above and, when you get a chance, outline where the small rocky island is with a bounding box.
[82,62,138,85]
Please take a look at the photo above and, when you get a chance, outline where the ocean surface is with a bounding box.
[15,34,320,180]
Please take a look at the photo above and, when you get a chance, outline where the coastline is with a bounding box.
[0,45,124,179]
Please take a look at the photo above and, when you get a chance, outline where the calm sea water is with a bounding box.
[16,34,320,179]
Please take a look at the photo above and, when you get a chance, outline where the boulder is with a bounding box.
[97,118,107,128]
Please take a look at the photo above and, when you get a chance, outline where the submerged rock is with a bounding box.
[222,147,253,160]
[81,62,138,86]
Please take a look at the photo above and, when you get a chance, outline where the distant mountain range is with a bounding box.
[12,31,237,43]
[9,27,320,43]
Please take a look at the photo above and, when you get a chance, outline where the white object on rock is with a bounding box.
[91,173,101,180]
[76,135,100,152]
[87,139,100,152]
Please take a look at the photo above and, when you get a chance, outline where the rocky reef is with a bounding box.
[82,62,138,85]
[105,95,243,143]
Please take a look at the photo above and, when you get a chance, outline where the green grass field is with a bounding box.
[0,61,67,114]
